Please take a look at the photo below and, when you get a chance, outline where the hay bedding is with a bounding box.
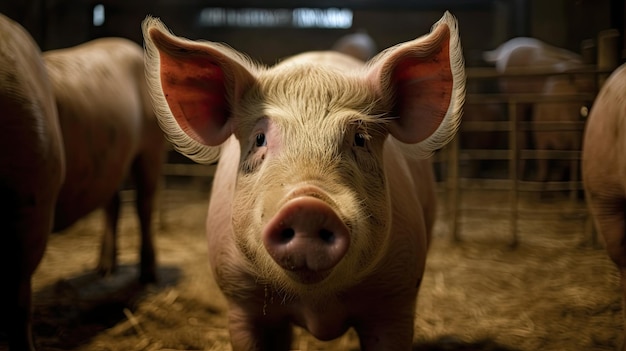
[12,188,623,351]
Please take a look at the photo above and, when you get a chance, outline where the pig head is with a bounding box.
[44,38,165,283]
[582,63,626,351]
[0,13,64,351]
[143,11,464,350]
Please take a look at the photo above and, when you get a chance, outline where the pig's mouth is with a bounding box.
[285,268,331,285]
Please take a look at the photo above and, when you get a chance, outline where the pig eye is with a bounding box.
[255,133,267,147]
[354,133,367,147]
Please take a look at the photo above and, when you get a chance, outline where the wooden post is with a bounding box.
[508,99,519,247]
[581,39,596,65]
[569,152,580,204]
[597,29,620,87]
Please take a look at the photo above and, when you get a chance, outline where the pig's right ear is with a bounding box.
[142,16,257,164]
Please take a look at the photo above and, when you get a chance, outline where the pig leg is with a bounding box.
[97,192,121,276]
[588,194,626,350]
[9,282,35,351]
[227,306,292,351]
[602,212,626,351]
[131,152,162,283]
[1,191,54,351]
[4,275,35,351]
[5,268,37,351]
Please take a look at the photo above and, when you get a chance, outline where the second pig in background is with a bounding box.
[44,38,166,283]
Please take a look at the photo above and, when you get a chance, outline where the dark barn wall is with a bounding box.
[0,0,621,64]
[144,3,497,67]
[530,0,613,59]
[0,0,47,47]
[147,9,450,66]
[0,0,523,64]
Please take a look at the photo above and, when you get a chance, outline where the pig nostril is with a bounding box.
[263,196,351,278]
[279,228,295,243]
[319,229,335,244]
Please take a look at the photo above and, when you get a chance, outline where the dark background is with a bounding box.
[0,0,622,67]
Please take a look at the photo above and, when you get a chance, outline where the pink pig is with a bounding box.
[143,11,464,350]
[44,37,165,283]
[0,14,65,351]
[583,63,626,351]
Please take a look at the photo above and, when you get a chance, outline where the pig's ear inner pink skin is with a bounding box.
[152,32,231,146]
[369,11,465,159]
[142,16,257,164]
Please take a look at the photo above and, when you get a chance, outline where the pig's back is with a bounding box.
[44,38,145,122]
[279,51,365,71]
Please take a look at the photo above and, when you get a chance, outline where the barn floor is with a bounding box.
[9,182,624,351]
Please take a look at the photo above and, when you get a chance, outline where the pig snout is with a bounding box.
[262,196,350,284]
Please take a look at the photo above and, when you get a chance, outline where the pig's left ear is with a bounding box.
[368,11,465,158]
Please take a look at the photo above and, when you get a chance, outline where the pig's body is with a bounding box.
[484,37,589,181]
[44,38,165,282]
[144,12,464,350]
[582,63,626,351]
[0,14,64,351]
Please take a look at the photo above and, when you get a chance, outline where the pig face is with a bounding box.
[143,12,464,296]
[230,64,391,292]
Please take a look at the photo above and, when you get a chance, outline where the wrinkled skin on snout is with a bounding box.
[143,11,465,351]
[582,63,626,351]
[44,38,165,283]
[0,14,65,351]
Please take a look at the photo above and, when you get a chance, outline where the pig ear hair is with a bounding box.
[369,11,465,159]
[142,16,258,164]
